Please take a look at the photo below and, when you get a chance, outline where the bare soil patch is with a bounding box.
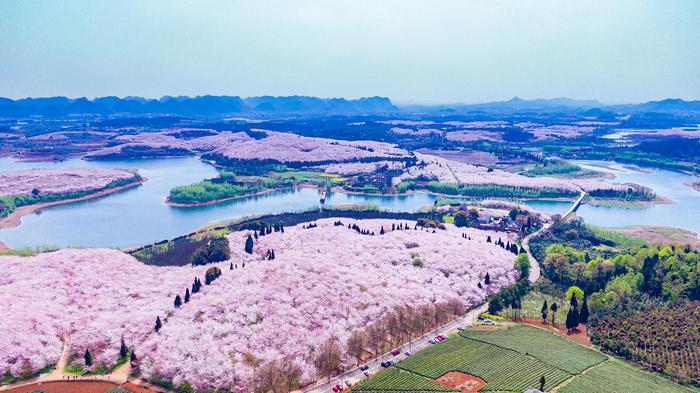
[120,382,161,393]
[433,371,486,393]
[3,381,118,393]
[512,317,592,347]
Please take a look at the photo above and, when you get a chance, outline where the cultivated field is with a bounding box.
[395,335,570,392]
[353,368,454,392]
[461,325,607,374]
[559,359,699,393]
[354,325,696,393]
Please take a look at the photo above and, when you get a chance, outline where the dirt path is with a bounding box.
[0,179,145,231]
[44,337,71,381]
[550,359,610,392]
[0,335,132,392]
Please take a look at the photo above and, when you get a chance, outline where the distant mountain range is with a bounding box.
[0,95,396,117]
[0,95,698,117]
[407,97,700,115]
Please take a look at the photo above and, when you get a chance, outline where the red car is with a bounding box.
[391,348,401,356]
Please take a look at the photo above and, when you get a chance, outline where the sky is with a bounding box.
[1,0,699,104]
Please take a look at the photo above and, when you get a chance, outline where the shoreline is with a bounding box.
[165,183,582,208]
[164,183,319,207]
[684,180,700,193]
[0,178,146,232]
[586,193,674,209]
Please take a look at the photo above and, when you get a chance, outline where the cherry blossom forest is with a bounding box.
[0,219,517,391]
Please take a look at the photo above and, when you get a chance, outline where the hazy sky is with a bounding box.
[1,0,698,103]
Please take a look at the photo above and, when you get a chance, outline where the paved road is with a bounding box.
[305,305,487,393]
[305,192,586,392]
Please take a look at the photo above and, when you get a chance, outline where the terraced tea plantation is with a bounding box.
[353,368,455,392]
[560,359,700,393]
[461,325,607,374]
[395,335,570,392]
[353,325,697,393]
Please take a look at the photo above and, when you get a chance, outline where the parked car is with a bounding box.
[457,326,465,331]
[391,348,401,356]
[345,381,352,387]
[428,339,437,344]
[363,370,371,376]
[360,365,369,371]
[483,319,494,325]
[477,316,485,321]
[332,386,340,392]
[381,361,391,368]
[404,351,412,357]
[335,384,342,391]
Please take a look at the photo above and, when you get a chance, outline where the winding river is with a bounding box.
[1,157,699,249]
[525,161,700,235]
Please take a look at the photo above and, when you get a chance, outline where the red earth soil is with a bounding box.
[3,381,160,393]
[511,317,591,347]
[433,371,487,393]
[3,381,119,393]
[120,382,160,393]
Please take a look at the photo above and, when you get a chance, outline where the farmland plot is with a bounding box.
[396,336,571,392]
[461,325,607,374]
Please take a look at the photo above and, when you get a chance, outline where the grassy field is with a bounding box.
[461,325,607,374]
[560,359,699,393]
[353,368,454,392]
[395,334,571,392]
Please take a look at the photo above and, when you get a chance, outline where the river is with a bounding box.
[1,157,699,249]
[525,161,700,235]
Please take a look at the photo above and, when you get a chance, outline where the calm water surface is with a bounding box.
[2,157,699,249]
[525,161,700,235]
[0,157,440,249]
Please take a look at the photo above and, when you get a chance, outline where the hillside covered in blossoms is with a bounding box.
[0,218,517,391]
[0,168,139,196]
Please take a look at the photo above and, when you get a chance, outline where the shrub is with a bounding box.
[205,267,222,285]
[191,238,230,266]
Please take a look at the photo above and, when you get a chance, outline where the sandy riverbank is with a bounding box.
[0,179,145,232]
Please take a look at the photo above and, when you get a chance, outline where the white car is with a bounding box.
[363,370,371,376]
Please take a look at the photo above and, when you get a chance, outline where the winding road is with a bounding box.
[305,191,586,393]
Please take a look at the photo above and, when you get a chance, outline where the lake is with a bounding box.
[0,157,440,249]
[1,157,699,249]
